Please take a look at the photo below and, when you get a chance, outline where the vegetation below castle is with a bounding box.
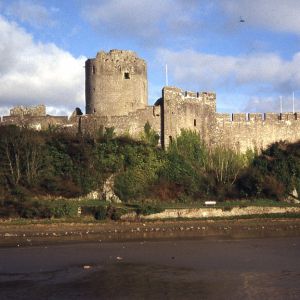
[0,124,300,219]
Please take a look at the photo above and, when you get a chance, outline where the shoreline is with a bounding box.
[1,217,300,248]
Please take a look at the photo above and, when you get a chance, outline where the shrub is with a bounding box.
[48,201,78,218]
[94,206,107,220]
[136,204,163,216]
[261,176,285,201]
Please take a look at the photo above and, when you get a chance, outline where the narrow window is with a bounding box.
[169,136,173,144]
[194,119,196,126]
[124,72,130,79]
[92,65,96,74]
[93,88,95,92]
[93,108,96,113]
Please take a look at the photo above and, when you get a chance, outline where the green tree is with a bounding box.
[142,121,159,146]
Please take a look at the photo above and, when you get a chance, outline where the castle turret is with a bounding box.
[85,50,148,116]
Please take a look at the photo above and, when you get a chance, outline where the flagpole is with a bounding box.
[280,96,282,114]
[165,64,168,86]
[293,92,295,114]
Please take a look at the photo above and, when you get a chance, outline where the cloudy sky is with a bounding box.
[0,0,300,116]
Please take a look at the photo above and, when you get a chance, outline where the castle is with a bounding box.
[1,49,300,152]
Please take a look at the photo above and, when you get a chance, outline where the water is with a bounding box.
[0,237,299,299]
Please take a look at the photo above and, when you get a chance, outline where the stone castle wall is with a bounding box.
[0,104,72,131]
[162,86,216,148]
[85,50,147,116]
[80,105,160,138]
[1,115,69,130]
[10,104,46,117]
[216,112,300,152]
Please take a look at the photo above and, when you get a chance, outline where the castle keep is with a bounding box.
[85,50,147,116]
[1,49,300,152]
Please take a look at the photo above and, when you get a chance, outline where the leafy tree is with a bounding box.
[142,121,159,146]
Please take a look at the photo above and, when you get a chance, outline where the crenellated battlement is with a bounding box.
[217,112,300,123]
[95,49,140,62]
[163,86,216,108]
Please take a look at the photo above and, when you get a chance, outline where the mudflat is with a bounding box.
[0,218,300,299]
[1,218,300,247]
[0,236,299,299]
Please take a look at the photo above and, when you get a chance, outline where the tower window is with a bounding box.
[124,72,130,79]
[92,65,96,74]
[194,119,196,126]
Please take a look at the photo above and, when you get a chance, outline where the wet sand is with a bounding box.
[0,236,300,299]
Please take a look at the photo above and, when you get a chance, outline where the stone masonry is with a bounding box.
[10,105,46,117]
[1,49,300,153]
[85,50,147,116]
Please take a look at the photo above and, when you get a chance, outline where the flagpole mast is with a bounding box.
[293,92,295,114]
[280,96,282,114]
[165,64,168,86]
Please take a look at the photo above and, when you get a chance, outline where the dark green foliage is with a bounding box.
[94,206,107,220]
[0,199,52,219]
[113,141,164,201]
[136,204,163,215]
[142,121,159,146]
[238,141,300,200]
[47,201,78,218]
[1,125,300,214]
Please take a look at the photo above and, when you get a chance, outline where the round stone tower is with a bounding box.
[85,50,148,116]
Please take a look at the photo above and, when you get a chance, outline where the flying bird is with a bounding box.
[239,16,245,23]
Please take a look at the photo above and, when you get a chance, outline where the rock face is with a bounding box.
[101,175,121,203]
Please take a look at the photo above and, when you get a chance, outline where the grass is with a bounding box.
[156,199,300,210]
[1,197,299,225]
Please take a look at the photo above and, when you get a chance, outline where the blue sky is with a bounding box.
[1,0,300,116]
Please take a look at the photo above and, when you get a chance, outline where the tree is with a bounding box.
[142,121,159,146]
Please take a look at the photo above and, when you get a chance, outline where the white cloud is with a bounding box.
[82,0,202,45]
[244,95,300,113]
[221,0,300,35]
[0,16,86,116]
[3,0,57,28]
[157,48,300,93]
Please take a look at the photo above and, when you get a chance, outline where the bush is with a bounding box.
[12,200,51,219]
[94,206,107,220]
[106,205,125,220]
[236,168,264,198]
[136,204,163,216]
[261,176,285,201]
[48,200,78,218]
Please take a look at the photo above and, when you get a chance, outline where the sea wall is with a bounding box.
[121,206,300,220]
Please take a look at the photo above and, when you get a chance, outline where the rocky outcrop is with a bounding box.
[100,175,121,203]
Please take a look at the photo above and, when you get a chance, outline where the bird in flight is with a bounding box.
[240,16,245,23]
